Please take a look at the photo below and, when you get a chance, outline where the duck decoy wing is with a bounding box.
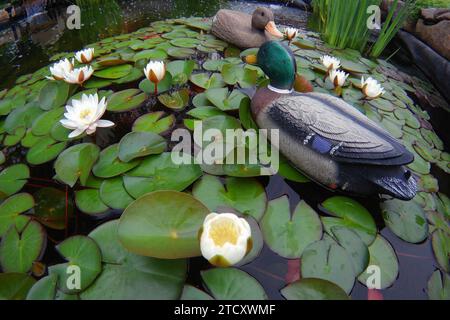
[270,93,414,166]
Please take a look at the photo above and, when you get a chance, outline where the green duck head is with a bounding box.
[257,41,297,93]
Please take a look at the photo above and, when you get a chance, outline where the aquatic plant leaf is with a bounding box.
[118,191,209,259]
[132,112,175,134]
[113,67,144,84]
[181,285,214,300]
[221,64,258,88]
[358,235,399,290]
[32,188,73,230]
[26,274,58,300]
[75,189,109,215]
[118,132,166,162]
[0,273,36,300]
[139,73,173,94]
[431,230,450,272]
[205,88,248,111]
[93,144,141,178]
[81,220,186,299]
[190,73,225,89]
[99,177,134,210]
[0,219,46,273]
[31,107,65,136]
[167,60,196,84]
[301,238,356,294]
[4,102,43,134]
[158,89,190,110]
[49,235,102,294]
[427,270,450,300]
[132,49,168,62]
[26,137,67,165]
[39,81,70,111]
[94,64,133,79]
[201,268,267,300]
[83,78,113,89]
[170,38,201,48]
[192,92,213,108]
[0,98,13,116]
[167,47,195,59]
[381,199,428,243]
[192,175,267,221]
[0,193,34,237]
[107,89,147,112]
[188,107,227,120]
[281,278,350,300]
[123,152,202,199]
[320,196,377,246]
[261,196,322,259]
[54,143,100,187]
[0,164,29,199]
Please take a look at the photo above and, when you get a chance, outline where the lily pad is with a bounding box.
[158,89,190,110]
[0,273,36,300]
[431,230,449,272]
[192,175,267,221]
[54,143,100,187]
[26,274,58,300]
[32,188,73,230]
[39,81,70,111]
[221,64,258,88]
[170,38,200,48]
[139,72,173,95]
[94,64,133,79]
[181,285,214,300]
[167,60,196,84]
[190,73,225,89]
[201,268,267,300]
[118,191,209,259]
[26,137,67,165]
[0,164,29,199]
[427,270,450,300]
[261,196,322,258]
[0,193,34,237]
[118,131,166,162]
[132,112,175,134]
[107,89,147,112]
[93,144,141,178]
[99,178,134,210]
[132,49,168,62]
[205,88,248,111]
[167,47,195,59]
[281,278,350,300]
[75,189,109,215]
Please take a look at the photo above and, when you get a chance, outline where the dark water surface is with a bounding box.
[0,0,446,300]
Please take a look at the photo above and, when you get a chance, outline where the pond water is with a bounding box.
[0,0,448,300]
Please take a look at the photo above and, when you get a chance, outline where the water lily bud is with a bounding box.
[361,76,385,99]
[284,27,298,42]
[75,48,95,64]
[144,61,166,84]
[320,55,341,71]
[200,213,252,267]
[63,66,94,85]
[47,58,74,81]
[60,93,114,138]
[329,69,349,88]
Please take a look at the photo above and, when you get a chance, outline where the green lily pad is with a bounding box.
[0,193,34,237]
[381,198,428,243]
[81,220,187,299]
[4,126,25,146]
[99,177,134,210]
[0,98,13,116]
[32,187,73,230]
[4,102,43,134]
[201,268,267,300]
[39,81,70,111]
[301,237,356,294]
[203,59,228,72]
[83,78,113,89]
[0,219,46,273]
[54,143,100,187]
[358,235,399,290]
[167,60,196,84]
[190,73,225,89]
[341,59,369,74]
[93,144,141,178]
[26,137,67,165]
[221,64,258,88]
[118,131,166,162]
[205,88,248,111]
[139,72,173,95]
[281,278,350,300]
[0,273,36,300]
[170,38,201,48]
[118,191,209,258]
[192,92,213,108]
[49,235,102,294]
[31,107,65,136]
[181,285,214,300]
[431,230,449,272]
[26,274,58,300]
[132,112,175,134]
[167,47,195,59]
[75,189,109,215]
[123,152,202,199]
[158,89,190,110]
[107,89,147,112]
[94,64,133,79]
[427,270,450,300]
[188,107,227,120]
[0,164,29,199]
[192,175,267,221]
[113,67,144,84]
[320,196,377,246]
[261,196,322,258]
[132,49,168,62]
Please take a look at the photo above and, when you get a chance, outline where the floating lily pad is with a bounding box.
[132,49,168,62]
[431,230,449,272]
[167,47,195,59]
[49,235,102,294]
[113,67,144,84]
[190,73,225,89]
[32,188,73,230]
[132,112,175,134]
[201,268,267,300]
[170,38,201,48]
[0,219,46,273]
[26,137,67,165]
[26,274,58,300]
[427,270,450,300]
[320,196,377,246]
[281,278,350,300]
[188,107,227,120]
[93,144,141,178]
[94,64,133,79]
[167,60,196,84]
[192,175,267,221]
[55,143,100,187]
[221,64,258,88]
[118,131,166,162]
[83,78,113,89]
[99,178,134,210]
[205,88,248,111]
[181,285,214,300]
[158,89,190,110]
[107,89,147,112]
[0,273,36,300]
[0,193,34,237]
[123,152,202,198]
[358,235,399,290]
[118,191,209,258]
[139,72,173,94]
[261,196,322,258]
[0,164,29,199]
[75,189,109,215]
[39,81,70,111]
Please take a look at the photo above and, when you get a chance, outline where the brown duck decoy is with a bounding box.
[211,7,283,49]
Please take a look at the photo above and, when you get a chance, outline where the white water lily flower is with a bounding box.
[329,69,349,87]
[144,61,166,94]
[47,58,74,81]
[200,212,252,267]
[60,93,114,138]
[361,76,385,99]
[75,48,95,64]
[63,65,94,85]
[320,55,341,71]
[284,27,298,41]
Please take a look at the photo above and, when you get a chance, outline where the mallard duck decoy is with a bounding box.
[211,7,283,49]
[252,41,417,200]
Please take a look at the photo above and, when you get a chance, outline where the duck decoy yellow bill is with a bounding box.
[265,21,283,38]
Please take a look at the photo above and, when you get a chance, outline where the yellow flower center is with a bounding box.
[209,218,240,246]
[79,109,92,120]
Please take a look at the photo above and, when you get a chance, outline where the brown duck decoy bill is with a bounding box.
[265,21,283,38]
